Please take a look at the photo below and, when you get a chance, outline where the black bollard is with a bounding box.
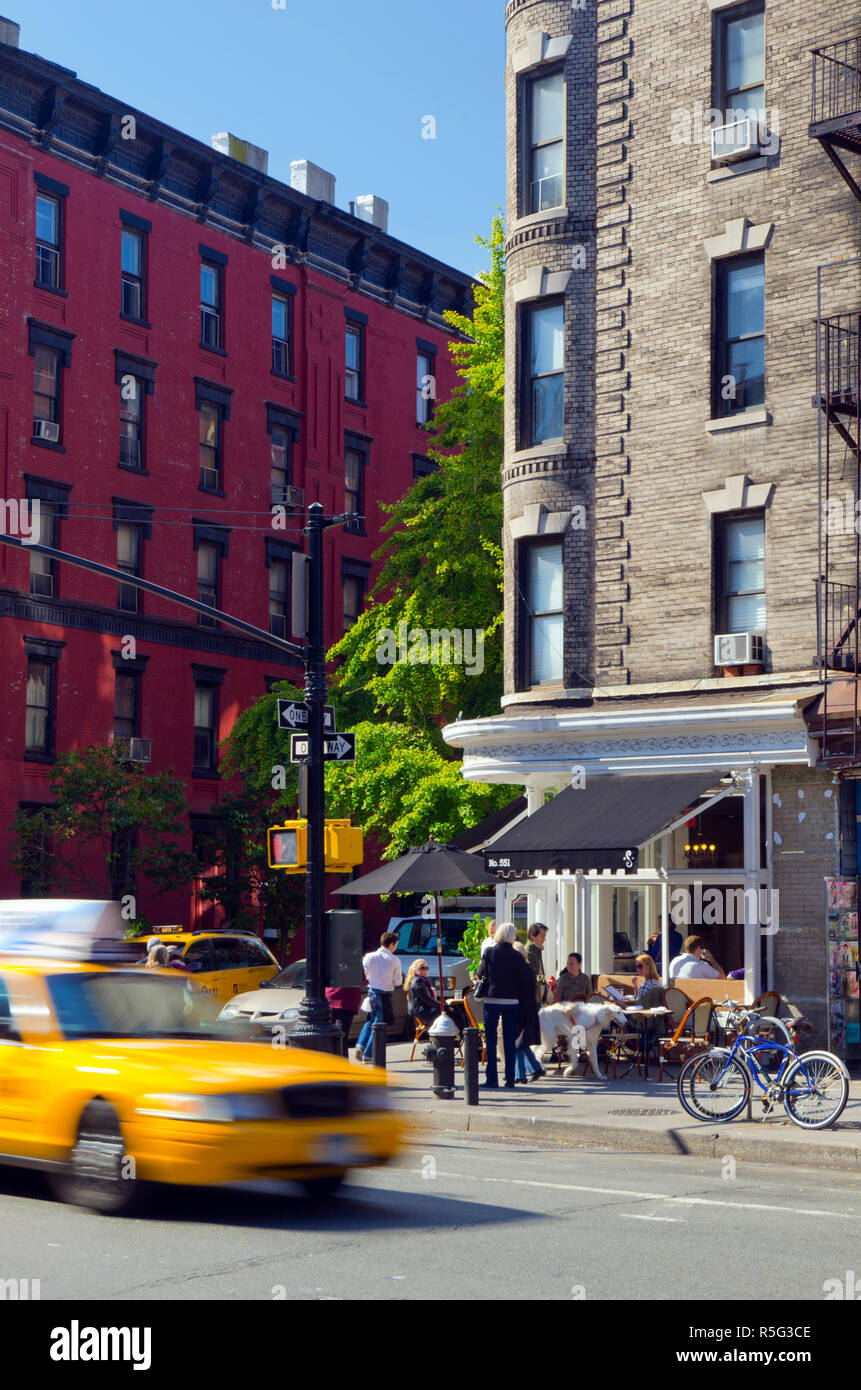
[464,1027,479,1107]
[371,1020,387,1070]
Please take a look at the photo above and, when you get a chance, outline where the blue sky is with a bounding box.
[10,0,504,277]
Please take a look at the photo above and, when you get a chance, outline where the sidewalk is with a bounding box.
[381,1042,861,1172]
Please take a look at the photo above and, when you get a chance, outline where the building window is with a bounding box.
[525,68,564,214]
[717,514,765,632]
[119,376,144,470]
[117,523,142,613]
[197,542,219,627]
[716,2,765,123]
[199,401,223,491]
[29,500,57,597]
[343,574,365,630]
[346,323,363,401]
[523,541,563,686]
[270,424,292,506]
[416,350,435,426]
[525,301,564,445]
[114,670,140,743]
[109,828,136,900]
[33,346,60,440]
[269,559,288,638]
[35,193,61,288]
[413,454,438,482]
[272,295,292,376]
[200,262,222,349]
[193,684,218,772]
[25,657,55,755]
[121,227,145,320]
[715,254,765,416]
[345,447,364,532]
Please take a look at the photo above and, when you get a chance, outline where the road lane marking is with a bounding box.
[621,1214,685,1223]
[397,1168,861,1221]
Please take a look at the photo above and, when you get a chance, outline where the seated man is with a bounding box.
[668,934,725,980]
[555,952,591,1003]
[647,920,683,970]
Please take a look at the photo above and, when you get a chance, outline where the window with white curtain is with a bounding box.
[524,541,564,685]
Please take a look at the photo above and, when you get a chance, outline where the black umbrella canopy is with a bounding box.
[332,840,499,897]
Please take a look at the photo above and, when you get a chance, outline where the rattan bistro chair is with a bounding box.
[658,998,715,1081]
[664,987,690,1031]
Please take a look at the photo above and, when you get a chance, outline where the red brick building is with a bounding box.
[0,20,471,928]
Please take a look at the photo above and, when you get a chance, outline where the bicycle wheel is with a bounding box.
[782,1051,849,1130]
[677,1050,750,1122]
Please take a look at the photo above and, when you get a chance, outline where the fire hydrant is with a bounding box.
[424,1013,459,1099]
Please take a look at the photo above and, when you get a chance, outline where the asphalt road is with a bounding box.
[2,1136,861,1300]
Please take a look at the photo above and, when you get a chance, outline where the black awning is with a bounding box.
[482,773,717,878]
[450,795,527,852]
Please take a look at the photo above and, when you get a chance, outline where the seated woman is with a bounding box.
[404,959,440,1030]
[555,952,591,1003]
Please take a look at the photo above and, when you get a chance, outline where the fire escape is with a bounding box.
[810,38,861,763]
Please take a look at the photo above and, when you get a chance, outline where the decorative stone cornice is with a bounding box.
[508,503,575,539]
[703,217,774,261]
[702,473,775,514]
[510,29,573,73]
[510,264,573,303]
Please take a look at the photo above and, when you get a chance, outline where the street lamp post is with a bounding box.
[290,502,342,1053]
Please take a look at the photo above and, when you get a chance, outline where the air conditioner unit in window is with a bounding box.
[714,632,766,666]
[272,485,304,509]
[710,118,761,163]
[113,737,152,762]
[199,466,220,491]
[33,419,60,443]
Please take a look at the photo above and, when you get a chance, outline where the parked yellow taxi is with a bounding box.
[0,902,401,1213]
[143,926,280,1003]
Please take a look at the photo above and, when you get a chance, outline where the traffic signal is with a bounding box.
[267,819,363,873]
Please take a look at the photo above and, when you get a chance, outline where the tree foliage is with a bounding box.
[329,216,506,732]
[11,746,197,921]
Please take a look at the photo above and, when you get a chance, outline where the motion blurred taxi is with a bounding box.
[140,926,280,1003]
[0,901,401,1213]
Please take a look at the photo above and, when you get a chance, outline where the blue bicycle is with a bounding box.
[677,1001,849,1130]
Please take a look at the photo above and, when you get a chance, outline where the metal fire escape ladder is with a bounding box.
[811,38,861,204]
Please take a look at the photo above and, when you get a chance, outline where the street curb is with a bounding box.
[397,1106,861,1172]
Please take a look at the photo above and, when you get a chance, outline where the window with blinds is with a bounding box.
[720,514,765,631]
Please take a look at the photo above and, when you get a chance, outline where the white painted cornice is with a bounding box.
[443,691,820,781]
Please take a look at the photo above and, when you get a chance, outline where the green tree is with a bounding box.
[11,746,197,922]
[329,215,505,731]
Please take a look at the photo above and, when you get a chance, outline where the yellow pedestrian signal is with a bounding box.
[267,819,363,873]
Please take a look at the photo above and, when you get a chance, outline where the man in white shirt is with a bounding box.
[355,932,403,1062]
[669,935,726,980]
[479,919,496,957]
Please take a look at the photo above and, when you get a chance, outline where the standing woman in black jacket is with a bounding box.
[476,922,533,1089]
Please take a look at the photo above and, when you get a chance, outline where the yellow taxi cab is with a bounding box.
[143,926,280,1003]
[0,901,402,1213]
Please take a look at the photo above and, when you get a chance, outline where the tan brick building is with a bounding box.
[445,0,861,1051]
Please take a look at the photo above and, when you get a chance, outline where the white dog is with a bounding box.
[537,1001,628,1080]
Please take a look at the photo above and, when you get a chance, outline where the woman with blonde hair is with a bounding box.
[475,922,534,1089]
[145,944,169,970]
[404,958,439,1029]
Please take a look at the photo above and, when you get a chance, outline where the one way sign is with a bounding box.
[277,699,335,732]
[290,732,356,763]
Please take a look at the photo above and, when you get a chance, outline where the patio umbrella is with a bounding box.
[333,839,498,1010]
